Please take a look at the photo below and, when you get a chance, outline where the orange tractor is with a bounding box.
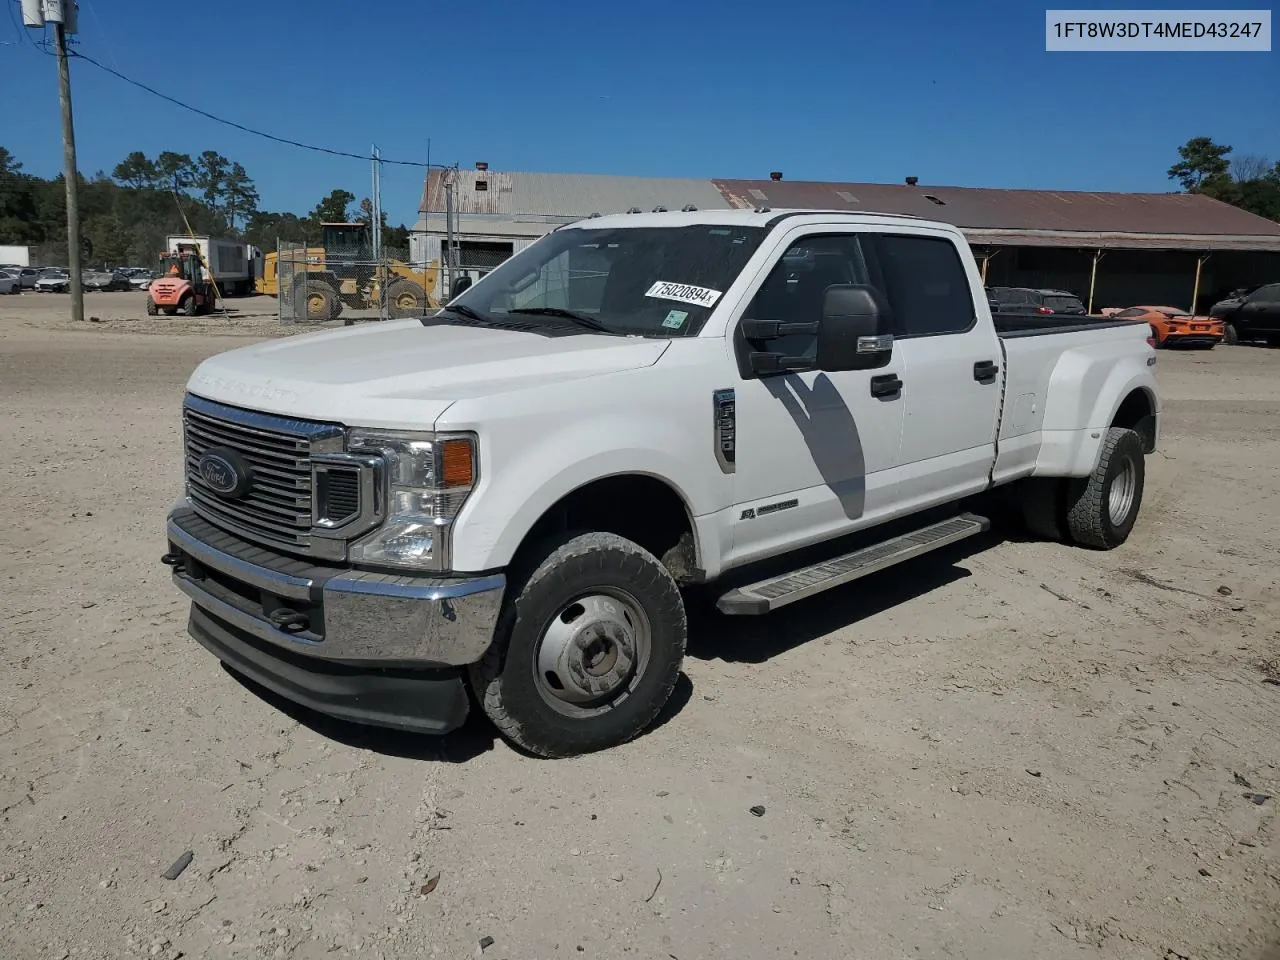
[146,250,219,316]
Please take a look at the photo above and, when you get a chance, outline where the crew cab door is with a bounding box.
[724,229,906,568]
[876,231,1003,509]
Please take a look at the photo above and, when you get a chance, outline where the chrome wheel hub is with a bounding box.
[1108,455,1137,526]
[534,591,651,717]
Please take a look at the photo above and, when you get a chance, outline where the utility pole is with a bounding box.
[26,0,83,322]
[444,167,456,299]
[55,19,82,322]
[370,145,382,262]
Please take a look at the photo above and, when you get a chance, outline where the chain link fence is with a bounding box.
[275,235,440,326]
[425,239,520,306]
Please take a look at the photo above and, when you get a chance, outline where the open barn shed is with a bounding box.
[413,167,1280,311]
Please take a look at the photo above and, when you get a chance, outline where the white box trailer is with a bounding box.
[166,236,255,295]
[0,244,31,267]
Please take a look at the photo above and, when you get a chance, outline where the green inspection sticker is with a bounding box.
[662,309,689,329]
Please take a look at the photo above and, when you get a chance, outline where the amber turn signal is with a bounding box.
[440,438,475,487]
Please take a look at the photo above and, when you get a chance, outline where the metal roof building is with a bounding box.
[713,178,1280,252]
[413,168,1280,310]
[414,169,732,238]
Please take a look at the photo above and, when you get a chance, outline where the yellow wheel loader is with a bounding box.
[257,223,439,323]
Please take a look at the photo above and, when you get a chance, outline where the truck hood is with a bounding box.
[186,318,670,428]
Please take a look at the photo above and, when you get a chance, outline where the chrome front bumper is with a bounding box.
[165,504,505,667]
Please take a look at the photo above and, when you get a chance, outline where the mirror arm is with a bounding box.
[741,318,821,340]
[749,352,817,375]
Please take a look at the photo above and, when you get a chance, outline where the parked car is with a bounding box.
[131,271,157,291]
[1110,305,1223,349]
[1210,283,1280,345]
[82,270,133,291]
[164,209,1159,757]
[0,266,40,289]
[0,270,19,294]
[1037,289,1087,315]
[35,269,70,293]
[986,286,1086,315]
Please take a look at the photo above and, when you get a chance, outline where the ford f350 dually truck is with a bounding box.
[164,209,1159,757]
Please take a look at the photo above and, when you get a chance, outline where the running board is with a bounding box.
[716,513,990,615]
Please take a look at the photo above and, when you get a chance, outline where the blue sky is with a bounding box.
[2,0,1277,225]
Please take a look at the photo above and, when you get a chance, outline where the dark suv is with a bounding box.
[1037,289,1087,315]
[1210,284,1280,345]
[987,286,1087,315]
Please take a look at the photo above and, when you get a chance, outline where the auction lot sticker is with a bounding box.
[645,281,723,309]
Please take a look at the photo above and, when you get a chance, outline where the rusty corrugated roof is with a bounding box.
[713,178,1280,249]
[960,228,1279,252]
[414,170,1280,251]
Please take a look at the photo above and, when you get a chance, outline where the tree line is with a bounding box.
[1167,137,1280,221]
[0,146,411,269]
[4,138,1276,270]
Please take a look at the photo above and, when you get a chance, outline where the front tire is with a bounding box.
[470,532,687,758]
[180,294,198,317]
[1065,427,1145,549]
[302,280,340,322]
[385,280,426,319]
[145,296,158,316]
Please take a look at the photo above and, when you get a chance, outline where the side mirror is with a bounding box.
[815,284,893,372]
[450,275,473,299]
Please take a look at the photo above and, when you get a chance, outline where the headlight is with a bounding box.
[345,428,477,571]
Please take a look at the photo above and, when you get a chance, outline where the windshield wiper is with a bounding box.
[441,303,490,322]
[507,307,609,332]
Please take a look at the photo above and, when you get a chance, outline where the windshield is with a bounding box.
[449,224,768,337]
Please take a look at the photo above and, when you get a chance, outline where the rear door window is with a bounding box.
[872,234,975,337]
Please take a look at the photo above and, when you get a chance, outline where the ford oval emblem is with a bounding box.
[197,447,252,499]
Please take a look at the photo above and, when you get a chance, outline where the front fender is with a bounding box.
[448,416,711,574]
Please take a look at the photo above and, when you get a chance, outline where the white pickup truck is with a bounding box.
[165,209,1159,757]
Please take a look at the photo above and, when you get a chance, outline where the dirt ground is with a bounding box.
[2,292,1278,960]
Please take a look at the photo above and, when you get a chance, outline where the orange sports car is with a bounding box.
[1110,305,1224,349]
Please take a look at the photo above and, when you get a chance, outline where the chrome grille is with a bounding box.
[182,395,348,557]
[316,468,361,524]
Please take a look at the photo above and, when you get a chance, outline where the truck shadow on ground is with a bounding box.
[685,533,996,665]
[223,502,1022,757]
[222,666,498,762]
[222,665,695,763]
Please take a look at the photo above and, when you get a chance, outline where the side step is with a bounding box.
[716,513,990,615]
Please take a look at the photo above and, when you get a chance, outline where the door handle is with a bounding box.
[870,374,903,398]
[973,360,999,383]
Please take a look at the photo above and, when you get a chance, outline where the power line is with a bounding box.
[77,0,121,71]
[70,49,444,169]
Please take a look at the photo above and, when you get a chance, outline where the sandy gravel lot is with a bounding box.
[2,292,1279,960]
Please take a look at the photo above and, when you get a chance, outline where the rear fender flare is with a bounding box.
[1034,355,1159,478]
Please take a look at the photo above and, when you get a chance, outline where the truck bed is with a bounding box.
[994,312,1141,339]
